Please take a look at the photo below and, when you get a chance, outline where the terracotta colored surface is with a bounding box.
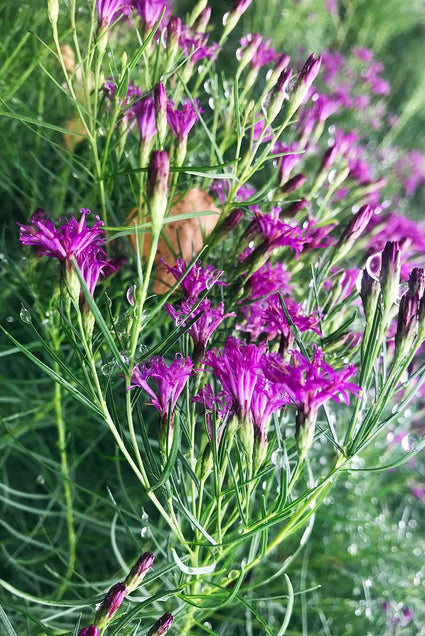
[130,187,220,293]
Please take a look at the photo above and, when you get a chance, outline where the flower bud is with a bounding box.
[408,267,425,297]
[124,552,155,593]
[265,53,290,93]
[223,0,253,38]
[320,144,338,171]
[332,205,373,263]
[94,582,127,629]
[213,208,244,243]
[147,612,174,636]
[154,83,168,148]
[394,292,419,363]
[282,197,308,218]
[146,151,169,236]
[267,68,292,123]
[360,269,380,324]
[78,626,99,636]
[287,54,321,118]
[380,241,401,313]
[166,16,181,62]
[194,6,211,33]
[280,173,306,195]
[295,408,316,463]
[47,0,59,27]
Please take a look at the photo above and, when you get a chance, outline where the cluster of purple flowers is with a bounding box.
[18,209,117,300]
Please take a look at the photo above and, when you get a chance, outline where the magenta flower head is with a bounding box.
[125,552,155,593]
[130,355,193,452]
[167,99,201,143]
[147,612,174,636]
[204,337,265,428]
[78,626,100,636]
[133,0,170,32]
[146,150,169,235]
[18,209,112,306]
[165,298,235,363]
[97,0,133,28]
[159,258,225,303]
[94,582,127,629]
[264,347,360,461]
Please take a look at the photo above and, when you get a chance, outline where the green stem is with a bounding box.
[53,361,76,600]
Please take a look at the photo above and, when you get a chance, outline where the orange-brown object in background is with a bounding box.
[129,188,220,294]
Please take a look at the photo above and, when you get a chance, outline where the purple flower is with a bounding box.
[272,143,302,187]
[165,298,235,361]
[97,0,133,28]
[78,627,99,636]
[255,206,305,257]
[179,25,220,64]
[18,209,113,300]
[239,33,278,70]
[159,258,225,303]
[210,180,255,205]
[204,337,266,425]
[250,376,289,444]
[130,355,193,424]
[246,262,292,300]
[166,99,201,142]
[132,0,170,31]
[264,347,360,417]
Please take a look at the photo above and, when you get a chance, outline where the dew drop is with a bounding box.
[222,11,229,25]
[36,474,45,485]
[271,448,285,468]
[101,363,113,376]
[6,316,13,323]
[20,306,32,324]
[140,526,150,538]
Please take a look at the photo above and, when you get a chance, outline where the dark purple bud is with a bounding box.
[299,53,322,87]
[360,270,380,323]
[78,626,100,636]
[146,150,170,235]
[394,292,419,360]
[408,267,425,297]
[280,173,306,195]
[147,612,174,636]
[380,241,401,312]
[125,552,155,593]
[222,207,244,232]
[230,0,253,19]
[94,582,127,628]
[267,68,293,122]
[282,197,308,218]
[320,145,338,171]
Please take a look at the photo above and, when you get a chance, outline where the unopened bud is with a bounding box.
[287,54,321,118]
[267,68,292,123]
[214,208,244,242]
[394,292,419,362]
[332,205,373,263]
[124,552,155,593]
[253,433,268,472]
[280,173,306,195]
[237,34,262,75]
[78,626,99,636]
[146,151,169,236]
[47,0,59,27]
[194,6,211,33]
[147,612,174,636]
[166,17,181,63]
[360,270,380,324]
[94,582,127,629]
[320,144,338,171]
[154,83,167,148]
[200,442,214,480]
[380,241,401,313]
[408,267,425,297]
[265,53,291,92]
[282,197,308,218]
[223,0,253,38]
